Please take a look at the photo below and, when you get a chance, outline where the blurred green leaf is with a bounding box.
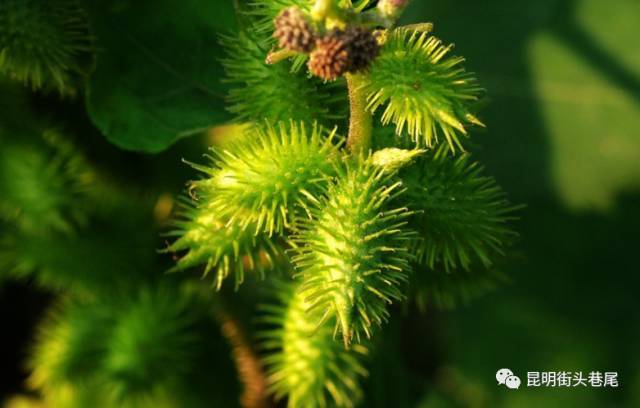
[529,31,640,210]
[85,0,237,153]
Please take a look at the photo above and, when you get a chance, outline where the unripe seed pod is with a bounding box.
[0,0,94,95]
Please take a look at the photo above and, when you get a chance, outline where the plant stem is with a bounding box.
[346,73,373,155]
[214,298,271,408]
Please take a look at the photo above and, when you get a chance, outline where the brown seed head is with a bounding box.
[308,29,350,80]
[308,27,380,80]
[342,27,380,73]
[273,7,315,53]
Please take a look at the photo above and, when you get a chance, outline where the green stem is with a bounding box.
[346,73,373,155]
[311,0,336,22]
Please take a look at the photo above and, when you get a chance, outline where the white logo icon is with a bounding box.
[496,368,513,385]
[496,368,520,389]
[505,375,521,389]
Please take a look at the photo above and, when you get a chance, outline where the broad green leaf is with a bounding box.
[529,31,640,211]
[85,0,236,153]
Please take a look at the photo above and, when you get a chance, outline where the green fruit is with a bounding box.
[291,158,414,346]
[260,280,368,408]
[0,0,93,95]
[165,202,284,290]
[187,121,342,236]
[0,130,92,234]
[400,148,519,271]
[366,28,483,151]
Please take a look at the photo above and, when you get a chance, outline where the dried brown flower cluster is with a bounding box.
[273,7,380,80]
[309,28,379,80]
[273,7,315,53]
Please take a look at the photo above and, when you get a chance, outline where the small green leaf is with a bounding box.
[369,147,425,173]
[85,0,237,153]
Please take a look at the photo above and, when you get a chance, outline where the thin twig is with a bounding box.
[215,304,271,408]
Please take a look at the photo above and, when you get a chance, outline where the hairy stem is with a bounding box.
[215,303,271,408]
[346,73,373,155]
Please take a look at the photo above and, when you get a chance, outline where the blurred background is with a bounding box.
[1,0,639,407]
[395,0,640,406]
